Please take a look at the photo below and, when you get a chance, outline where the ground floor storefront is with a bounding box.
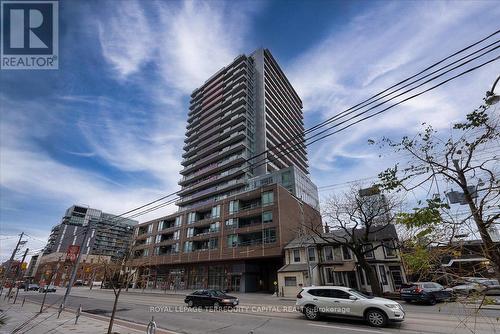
[133,258,282,293]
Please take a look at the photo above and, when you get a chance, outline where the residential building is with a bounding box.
[247,166,319,209]
[43,205,137,260]
[25,252,42,282]
[130,184,322,292]
[277,224,406,297]
[178,48,314,210]
[131,49,322,293]
[35,252,111,287]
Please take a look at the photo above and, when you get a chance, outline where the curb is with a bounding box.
[21,299,180,334]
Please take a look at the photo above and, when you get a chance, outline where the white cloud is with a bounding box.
[287,1,500,191]
[97,0,155,78]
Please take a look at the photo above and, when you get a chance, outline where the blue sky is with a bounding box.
[1,0,499,260]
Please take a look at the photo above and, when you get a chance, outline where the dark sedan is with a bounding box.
[185,289,239,308]
[400,282,452,305]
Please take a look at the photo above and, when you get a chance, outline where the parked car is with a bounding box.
[400,282,452,305]
[39,285,57,293]
[484,280,500,296]
[184,289,239,308]
[295,286,405,327]
[452,278,500,296]
[74,280,84,286]
[27,284,39,291]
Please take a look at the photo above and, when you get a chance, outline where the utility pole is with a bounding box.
[62,224,92,309]
[7,247,29,301]
[0,232,25,297]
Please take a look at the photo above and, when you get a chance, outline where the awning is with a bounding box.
[278,263,310,273]
[321,262,356,272]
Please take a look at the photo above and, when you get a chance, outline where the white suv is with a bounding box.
[296,286,405,327]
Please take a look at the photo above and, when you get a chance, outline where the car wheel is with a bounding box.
[304,305,320,320]
[187,300,194,307]
[213,301,221,309]
[366,309,387,327]
[428,297,437,305]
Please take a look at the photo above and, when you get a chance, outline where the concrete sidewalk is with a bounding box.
[0,298,170,334]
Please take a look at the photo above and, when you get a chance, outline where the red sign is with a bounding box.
[67,245,80,262]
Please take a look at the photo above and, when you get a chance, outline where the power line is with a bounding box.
[94,30,500,223]
[66,32,500,233]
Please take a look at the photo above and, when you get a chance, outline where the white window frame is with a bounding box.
[292,249,301,263]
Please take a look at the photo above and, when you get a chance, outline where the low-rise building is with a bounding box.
[130,184,322,293]
[278,224,406,297]
[35,252,111,286]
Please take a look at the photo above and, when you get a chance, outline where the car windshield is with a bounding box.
[348,289,374,299]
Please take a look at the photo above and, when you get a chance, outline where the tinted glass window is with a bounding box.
[308,289,326,297]
[423,283,434,288]
[329,289,351,299]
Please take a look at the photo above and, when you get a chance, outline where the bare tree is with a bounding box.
[305,185,401,296]
[376,103,500,281]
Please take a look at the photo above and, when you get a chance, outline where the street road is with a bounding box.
[19,288,499,334]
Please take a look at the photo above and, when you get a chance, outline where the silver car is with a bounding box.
[296,286,405,327]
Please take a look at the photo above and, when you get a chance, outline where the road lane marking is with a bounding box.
[309,323,383,333]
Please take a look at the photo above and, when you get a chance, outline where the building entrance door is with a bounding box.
[230,275,241,292]
[389,266,403,290]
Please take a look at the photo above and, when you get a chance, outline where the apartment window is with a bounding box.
[324,246,334,261]
[307,247,316,262]
[153,247,159,256]
[227,234,238,248]
[262,191,274,206]
[342,246,352,260]
[147,224,153,234]
[363,244,375,259]
[262,211,273,223]
[146,236,153,245]
[229,200,239,214]
[325,268,334,284]
[173,243,179,253]
[186,227,194,238]
[184,241,193,253]
[293,249,301,263]
[210,222,220,233]
[187,212,196,224]
[173,230,180,240]
[263,228,276,243]
[209,238,218,249]
[379,265,388,285]
[155,235,161,244]
[211,205,221,218]
[284,277,297,287]
[383,241,397,258]
[143,249,149,257]
[158,221,165,230]
[175,216,182,226]
[281,171,291,185]
[225,218,237,229]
